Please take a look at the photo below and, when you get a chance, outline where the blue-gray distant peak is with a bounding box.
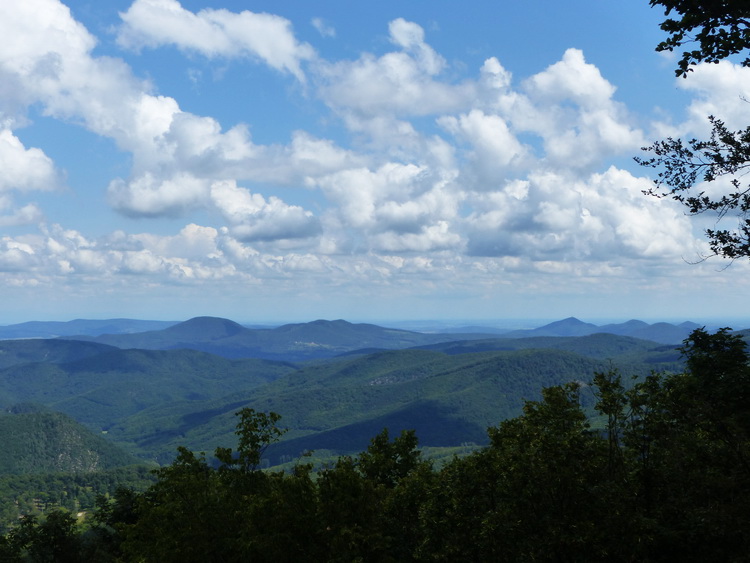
[165,317,246,339]
[533,317,599,336]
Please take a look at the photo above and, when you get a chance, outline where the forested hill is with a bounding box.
[0,339,117,369]
[0,410,139,474]
[0,347,297,432]
[412,332,682,363]
[111,341,684,464]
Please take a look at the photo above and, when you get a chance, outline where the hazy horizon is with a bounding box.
[1,314,747,334]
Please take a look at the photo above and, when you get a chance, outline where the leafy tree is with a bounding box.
[214,409,286,473]
[358,430,432,561]
[419,332,750,562]
[83,486,141,562]
[640,1,750,259]
[418,448,500,561]
[588,329,750,560]
[486,383,610,561]
[637,118,750,258]
[357,428,422,488]
[120,448,229,562]
[242,464,322,562]
[131,450,320,562]
[2,511,82,563]
[316,456,386,561]
[119,409,321,562]
[316,428,430,562]
[649,0,750,77]
[648,329,750,559]
[591,369,628,477]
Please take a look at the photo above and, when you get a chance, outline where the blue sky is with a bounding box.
[1,0,749,325]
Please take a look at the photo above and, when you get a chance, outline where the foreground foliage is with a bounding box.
[1,328,748,562]
[640,0,750,259]
[638,117,750,259]
[0,467,155,535]
[649,0,750,77]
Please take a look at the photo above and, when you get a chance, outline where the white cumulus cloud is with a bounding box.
[108,172,209,217]
[117,0,316,82]
[211,180,321,242]
[676,60,750,135]
[464,166,696,261]
[317,19,474,119]
[0,129,60,192]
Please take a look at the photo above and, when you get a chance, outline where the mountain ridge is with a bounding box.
[501,316,704,344]
[62,317,498,361]
[53,315,714,360]
[0,319,179,339]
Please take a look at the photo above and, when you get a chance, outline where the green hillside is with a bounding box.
[0,410,139,474]
[0,339,117,369]
[110,345,677,464]
[415,333,683,365]
[0,348,298,439]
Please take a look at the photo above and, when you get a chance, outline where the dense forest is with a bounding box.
[0,327,747,562]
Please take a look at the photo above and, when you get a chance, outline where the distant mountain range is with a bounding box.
[59,317,497,361]
[0,318,178,339]
[51,316,710,361]
[0,316,711,348]
[500,317,704,344]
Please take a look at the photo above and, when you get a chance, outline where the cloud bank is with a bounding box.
[0,0,747,319]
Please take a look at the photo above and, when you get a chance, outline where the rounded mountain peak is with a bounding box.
[166,317,246,339]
